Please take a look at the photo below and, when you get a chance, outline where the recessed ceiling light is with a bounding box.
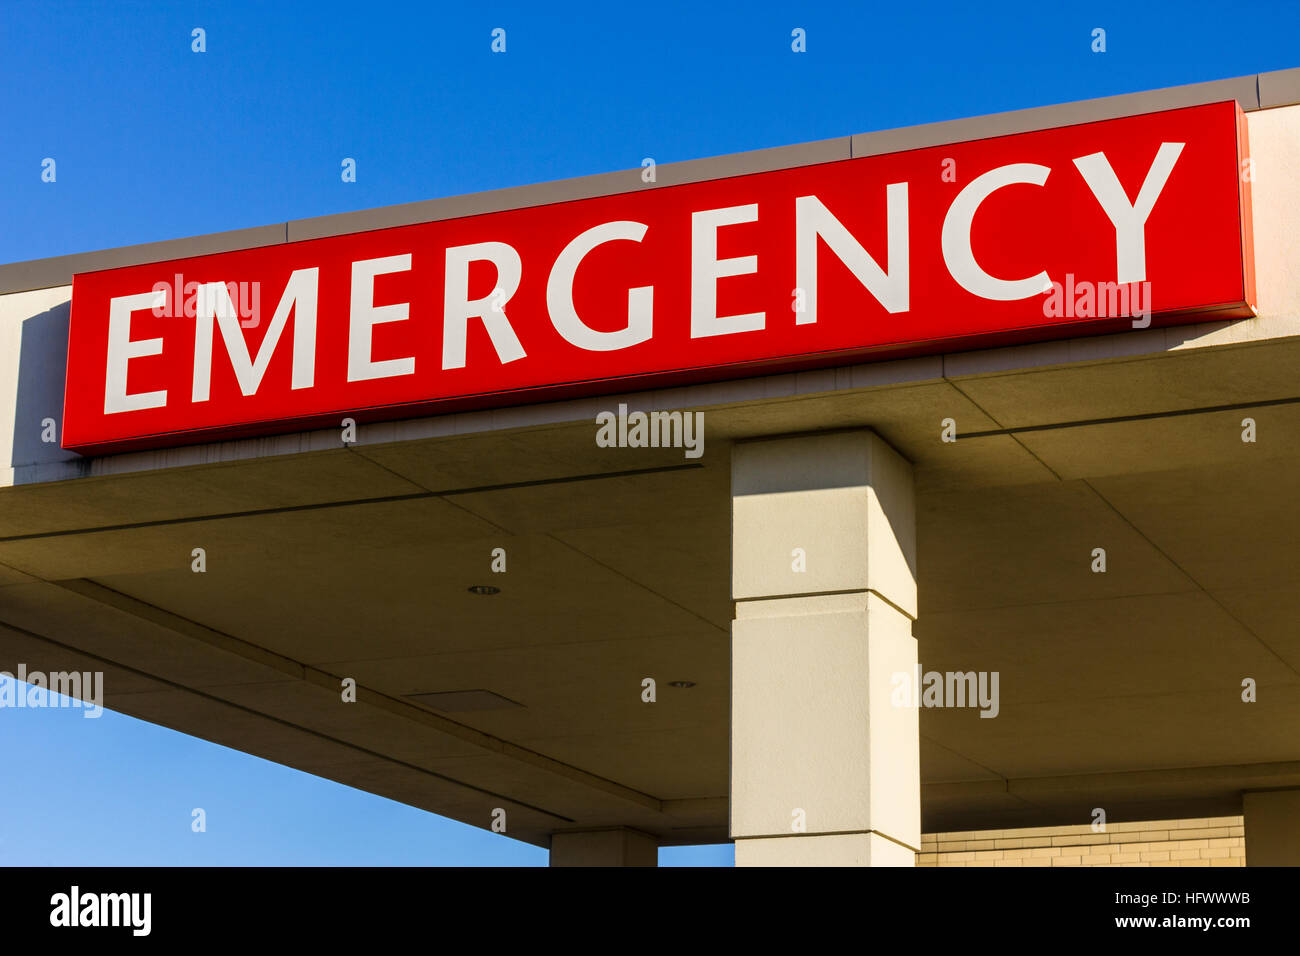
[467,585,500,595]
[668,680,696,689]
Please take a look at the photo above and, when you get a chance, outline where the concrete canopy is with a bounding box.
[2,69,1299,854]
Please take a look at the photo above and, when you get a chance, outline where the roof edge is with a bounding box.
[2,66,1296,296]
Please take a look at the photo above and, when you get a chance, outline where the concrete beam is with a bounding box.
[1244,790,1300,866]
[549,828,658,867]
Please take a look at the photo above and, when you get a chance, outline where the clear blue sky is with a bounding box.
[0,0,1295,866]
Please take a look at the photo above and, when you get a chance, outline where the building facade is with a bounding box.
[1,68,1298,866]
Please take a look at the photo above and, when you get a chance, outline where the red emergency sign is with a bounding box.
[62,101,1254,453]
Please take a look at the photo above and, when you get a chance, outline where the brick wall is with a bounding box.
[919,816,1245,866]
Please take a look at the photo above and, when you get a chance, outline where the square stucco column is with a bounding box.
[731,430,919,867]
[549,828,658,867]
[1244,790,1300,865]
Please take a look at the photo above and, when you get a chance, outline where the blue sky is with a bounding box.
[0,0,1296,865]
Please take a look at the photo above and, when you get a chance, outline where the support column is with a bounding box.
[549,827,658,867]
[1244,790,1300,865]
[730,430,919,867]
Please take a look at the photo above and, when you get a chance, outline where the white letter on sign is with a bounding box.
[1073,142,1183,285]
[794,186,909,325]
[193,269,319,401]
[942,163,1052,301]
[690,204,764,338]
[105,291,168,414]
[443,242,526,369]
[349,255,414,382]
[547,221,653,351]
